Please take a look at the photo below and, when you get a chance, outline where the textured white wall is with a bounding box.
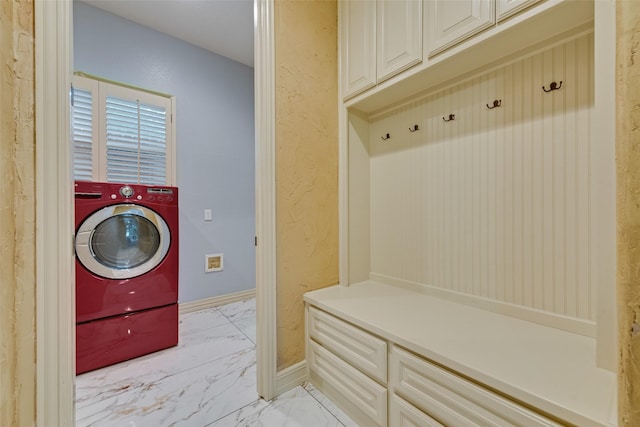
[0,0,36,424]
[274,0,338,370]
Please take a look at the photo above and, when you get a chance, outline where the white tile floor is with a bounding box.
[75,298,357,427]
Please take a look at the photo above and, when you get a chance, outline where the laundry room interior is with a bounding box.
[71,0,345,423]
[40,0,634,425]
[71,0,265,423]
[73,0,256,303]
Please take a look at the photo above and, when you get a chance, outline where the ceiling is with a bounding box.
[80,0,254,67]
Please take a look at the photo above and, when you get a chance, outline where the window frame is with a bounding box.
[72,74,177,186]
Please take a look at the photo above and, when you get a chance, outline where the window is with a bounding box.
[71,74,176,186]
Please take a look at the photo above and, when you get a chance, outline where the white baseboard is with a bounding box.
[179,289,256,315]
[275,360,307,397]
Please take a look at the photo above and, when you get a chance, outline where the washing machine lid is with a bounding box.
[75,204,171,279]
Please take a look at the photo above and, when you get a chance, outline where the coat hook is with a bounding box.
[486,99,502,109]
[542,81,563,92]
[381,133,391,140]
[442,114,455,122]
[409,124,419,132]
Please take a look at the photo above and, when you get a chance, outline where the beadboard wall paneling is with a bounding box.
[348,110,372,284]
[369,34,595,322]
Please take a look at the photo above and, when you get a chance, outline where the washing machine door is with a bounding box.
[75,204,171,279]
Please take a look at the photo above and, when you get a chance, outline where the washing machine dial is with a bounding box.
[119,185,134,198]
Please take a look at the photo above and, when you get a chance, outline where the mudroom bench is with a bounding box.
[304,281,616,427]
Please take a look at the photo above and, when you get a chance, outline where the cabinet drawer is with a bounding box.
[390,346,563,427]
[309,340,387,427]
[390,394,444,427]
[308,306,387,382]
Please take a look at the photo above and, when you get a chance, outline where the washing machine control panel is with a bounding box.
[146,187,175,202]
[113,188,176,202]
[75,182,176,205]
[119,185,134,198]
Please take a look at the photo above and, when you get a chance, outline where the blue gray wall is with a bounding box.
[73,1,255,303]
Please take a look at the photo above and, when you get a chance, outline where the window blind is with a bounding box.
[105,96,167,185]
[72,87,94,181]
[70,74,174,186]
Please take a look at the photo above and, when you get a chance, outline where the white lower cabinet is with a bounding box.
[389,346,563,427]
[390,394,444,427]
[308,339,388,426]
[306,305,388,426]
[308,306,387,383]
[306,304,571,427]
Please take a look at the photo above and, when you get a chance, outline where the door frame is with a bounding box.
[34,0,278,424]
[254,0,278,401]
[35,1,75,424]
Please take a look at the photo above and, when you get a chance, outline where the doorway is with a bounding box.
[35,0,277,424]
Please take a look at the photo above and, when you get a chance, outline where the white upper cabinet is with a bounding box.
[427,0,495,56]
[340,0,559,102]
[376,0,423,83]
[496,0,541,21]
[341,0,377,99]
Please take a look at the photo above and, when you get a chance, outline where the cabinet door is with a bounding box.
[377,0,423,83]
[427,0,494,57]
[496,0,540,21]
[341,0,376,99]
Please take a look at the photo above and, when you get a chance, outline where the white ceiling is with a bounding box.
[80,0,254,67]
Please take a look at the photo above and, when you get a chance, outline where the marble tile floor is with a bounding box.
[75,298,357,427]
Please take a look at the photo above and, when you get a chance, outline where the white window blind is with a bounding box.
[71,74,176,186]
[105,96,167,185]
[71,86,95,181]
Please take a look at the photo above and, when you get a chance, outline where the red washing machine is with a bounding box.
[74,181,179,374]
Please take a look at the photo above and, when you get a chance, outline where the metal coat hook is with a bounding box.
[381,133,391,140]
[542,81,563,92]
[409,124,419,132]
[486,99,502,109]
[443,114,455,122]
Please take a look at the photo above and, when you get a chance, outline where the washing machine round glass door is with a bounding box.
[75,204,171,279]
